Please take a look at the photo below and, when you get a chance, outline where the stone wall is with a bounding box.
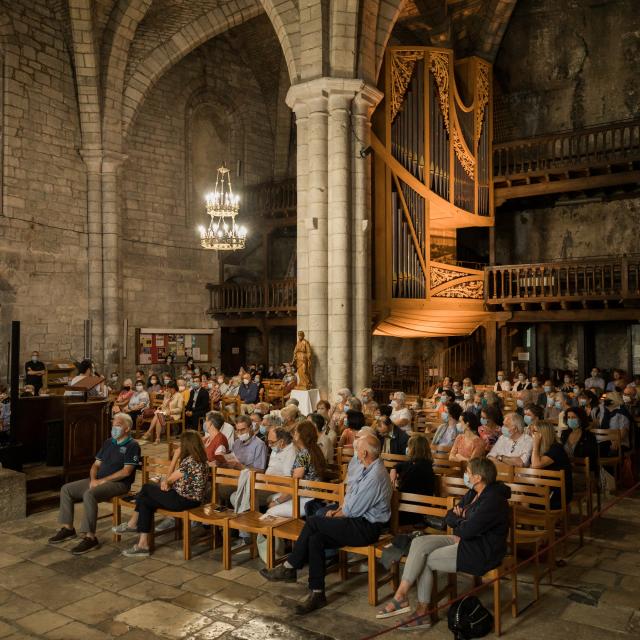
[120,34,283,375]
[0,0,88,377]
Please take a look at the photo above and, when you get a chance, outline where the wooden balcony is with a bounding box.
[484,256,640,312]
[206,278,296,318]
[493,119,640,205]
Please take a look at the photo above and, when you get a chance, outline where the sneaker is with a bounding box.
[48,527,76,544]
[71,536,100,555]
[294,591,328,615]
[112,523,137,534]
[260,564,297,583]
[155,517,174,533]
[122,545,150,558]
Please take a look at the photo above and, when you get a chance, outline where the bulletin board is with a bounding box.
[136,328,212,364]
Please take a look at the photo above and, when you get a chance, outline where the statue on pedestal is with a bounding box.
[293,330,312,390]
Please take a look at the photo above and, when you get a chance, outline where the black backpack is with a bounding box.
[447,596,493,639]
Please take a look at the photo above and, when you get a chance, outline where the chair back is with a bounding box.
[212,466,242,504]
[513,467,566,513]
[591,428,622,450]
[393,492,454,533]
[142,455,171,482]
[293,479,345,518]
[432,457,462,478]
[252,473,296,511]
[493,461,515,482]
[439,475,468,499]
[381,452,409,470]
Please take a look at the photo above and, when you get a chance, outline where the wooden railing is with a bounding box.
[242,179,296,219]
[484,256,640,308]
[493,119,640,179]
[207,278,296,315]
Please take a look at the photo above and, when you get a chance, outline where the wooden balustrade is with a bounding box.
[206,278,296,316]
[242,179,296,219]
[484,256,640,310]
[493,119,640,204]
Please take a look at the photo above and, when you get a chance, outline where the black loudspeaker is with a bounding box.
[45,420,64,466]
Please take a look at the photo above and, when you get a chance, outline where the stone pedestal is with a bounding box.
[289,388,320,416]
[0,467,26,521]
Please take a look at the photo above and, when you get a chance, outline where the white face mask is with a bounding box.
[237,432,250,442]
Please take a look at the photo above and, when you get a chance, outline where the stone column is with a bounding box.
[101,152,127,372]
[351,87,383,395]
[80,149,104,367]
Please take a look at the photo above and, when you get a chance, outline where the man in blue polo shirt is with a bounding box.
[48,413,140,555]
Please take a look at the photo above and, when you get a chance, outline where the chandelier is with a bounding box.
[199,165,247,251]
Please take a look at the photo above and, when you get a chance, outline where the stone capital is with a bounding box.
[79,147,104,173]
[286,77,380,115]
[102,151,128,174]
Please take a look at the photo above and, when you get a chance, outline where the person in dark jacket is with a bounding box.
[376,416,409,455]
[560,406,598,492]
[185,376,210,430]
[376,458,510,630]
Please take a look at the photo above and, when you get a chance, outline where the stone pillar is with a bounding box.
[80,149,104,368]
[101,152,127,372]
[351,87,383,395]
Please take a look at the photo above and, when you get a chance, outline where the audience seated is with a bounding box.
[329,388,351,434]
[530,421,573,509]
[537,380,555,408]
[147,374,162,394]
[449,411,485,462]
[280,404,300,431]
[494,370,511,392]
[488,412,533,467]
[389,433,435,525]
[111,379,134,415]
[261,433,392,615]
[126,380,150,428]
[339,409,366,447]
[513,372,531,391]
[376,415,409,455]
[377,458,510,630]
[143,381,183,443]
[432,401,462,447]
[606,369,626,392]
[599,391,631,452]
[360,387,378,418]
[584,367,606,391]
[523,402,544,435]
[239,373,260,413]
[479,405,502,451]
[185,375,210,430]
[308,412,334,464]
[560,406,598,491]
[390,392,413,432]
[49,413,139,554]
[202,411,229,463]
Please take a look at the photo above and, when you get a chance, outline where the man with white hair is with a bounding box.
[48,412,140,554]
[390,391,412,432]
[261,432,392,615]
[488,412,533,467]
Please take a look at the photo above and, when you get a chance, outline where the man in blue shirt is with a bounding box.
[261,433,392,614]
[48,413,140,555]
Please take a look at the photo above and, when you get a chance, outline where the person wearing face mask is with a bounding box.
[251,411,265,439]
[25,350,46,395]
[493,370,511,392]
[377,458,510,629]
[513,372,532,392]
[376,415,409,456]
[434,388,454,412]
[112,378,134,415]
[315,400,337,446]
[522,402,544,435]
[560,373,575,394]
[308,412,334,464]
[202,411,229,464]
[537,379,555,408]
[530,376,540,392]
[329,388,351,434]
[560,407,598,491]
[514,389,531,417]
[451,381,464,401]
[107,371,120,392]
[389,392,412,433]
[239,374,260,413]
[531,422,573,509]
[126,380,150,428]
[449,411,485,463]
[460,386,477,412]
[432,376,453,402]
[338,409,366,447]
[622,385,640,420]
[478,405,502,451]
[264,426,297,478]
[599,391,631,453]
[143,381,184,443]
[175,377,190,405]
[262,433,392,616]
[185,376,210,430]
[146,375,162,394]
[488,412,533,467]
[543,390,561,422]
[584,367,605,392]
[225,415,268,471]
[49,413,139,555]
[432,402,462,448]
[359,387,378,418]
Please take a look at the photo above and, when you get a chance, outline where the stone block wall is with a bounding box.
[0,0,88,375]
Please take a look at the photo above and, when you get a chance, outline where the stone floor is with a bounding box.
[0,481,638,640]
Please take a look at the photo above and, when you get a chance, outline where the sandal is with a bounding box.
[376,597,411,619]
[398,612,432,631]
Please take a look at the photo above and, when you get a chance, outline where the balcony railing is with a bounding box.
[484,256,640,309]
[207,278,296,315]
[242,179,296,219]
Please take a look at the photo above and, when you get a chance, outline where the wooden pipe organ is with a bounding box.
[372,47,495,337]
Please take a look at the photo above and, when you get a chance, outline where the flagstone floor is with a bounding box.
[0,475,638,640]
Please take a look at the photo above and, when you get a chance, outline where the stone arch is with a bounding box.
[372,0,406,81]
[122,0,267,140]
[259,0,301,83]
[101,0,152,152]
[329,0,359,78]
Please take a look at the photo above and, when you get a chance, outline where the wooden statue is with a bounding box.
[293,330,312,390]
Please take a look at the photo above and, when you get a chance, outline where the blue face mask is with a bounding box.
[554,401,562,410]
[501,426,511,438]
[456,423,464,434]
[480,417,488,426]
[579,399,587,407]
[440,395,447,404]
[567,418,580,430]
[259,425,267,435]
[441,412,449,423]
[111,426,123,440]
[524,415,533,426]
[463,472,475,490]
[543,386,552,393]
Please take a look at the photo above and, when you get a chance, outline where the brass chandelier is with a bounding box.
[199,165,247,251]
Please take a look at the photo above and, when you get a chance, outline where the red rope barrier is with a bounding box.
[359,481,640,640]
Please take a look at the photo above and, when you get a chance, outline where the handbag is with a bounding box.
[448,595,493,639]
[424,514,447,531]
[142,407,155,419]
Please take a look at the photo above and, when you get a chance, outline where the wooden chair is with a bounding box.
[135,392,163,435]
[592,428,623,485]
[270,478,345,564]
[448,506,518,636]
[223,472,296,570]
[439,474,468,499]
[381,452,409,471]
[508,482,553,602]
[336,446,354,480]
[185,466,242,563]
[165,405,186,443]
[570,456,593,544]
[493,461,515,482]
[264,381,285,408]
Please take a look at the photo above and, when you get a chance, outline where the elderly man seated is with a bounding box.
[261,432,392,614]
[48,413,140,554]
[488,412,533,467]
